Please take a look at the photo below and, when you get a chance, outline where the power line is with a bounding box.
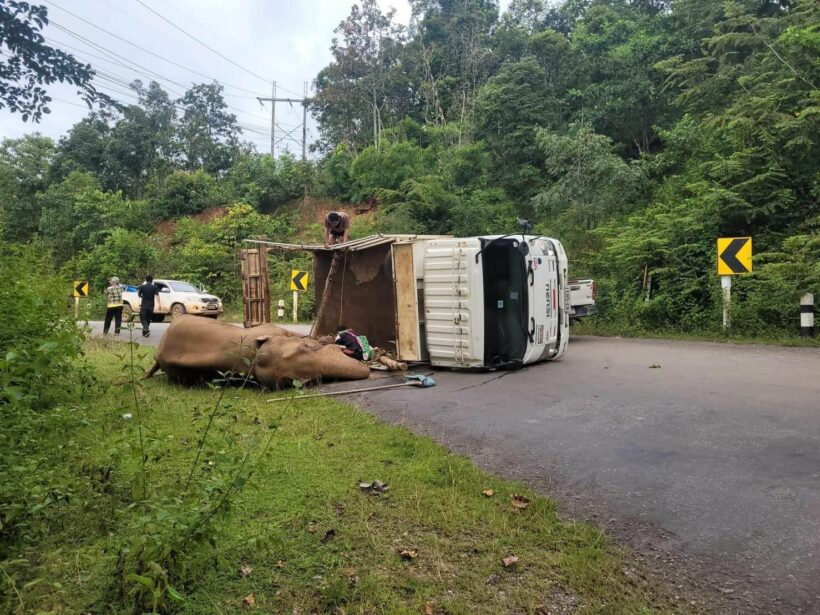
[134,0,271,85]
[43,0,268,97]
[45,27,280,125]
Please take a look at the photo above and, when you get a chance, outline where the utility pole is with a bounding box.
[302,82,308,161]
[270,81,276,157]
[257,81,310,160]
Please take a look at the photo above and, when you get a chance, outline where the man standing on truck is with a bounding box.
[323,211,350,246]
[103,276,123,336]
[137,275,159,337]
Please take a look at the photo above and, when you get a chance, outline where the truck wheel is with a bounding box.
[171,303,187,320]
[122,303,133,322]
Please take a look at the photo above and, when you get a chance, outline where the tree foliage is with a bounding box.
[0,1,112,121]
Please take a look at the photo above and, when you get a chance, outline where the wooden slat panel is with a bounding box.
[240,248,270,327]
[392,243,420,361]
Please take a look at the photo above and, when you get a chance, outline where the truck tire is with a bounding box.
[171,303,187,320]
[122,303,133,322]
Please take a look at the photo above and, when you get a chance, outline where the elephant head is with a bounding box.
[252,330,370,388]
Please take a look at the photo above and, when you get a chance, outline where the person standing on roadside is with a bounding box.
[323,211,350,246]
[103,277,123,336]
[137,275,159,338]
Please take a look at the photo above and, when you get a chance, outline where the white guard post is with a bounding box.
[277,299,285,320]
[721,275,731,330]
[801,293,814,337]
[292,290,298,323]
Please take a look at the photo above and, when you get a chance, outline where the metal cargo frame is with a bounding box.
[244,235,449,361]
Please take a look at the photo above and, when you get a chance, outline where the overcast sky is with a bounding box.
[1,0,510,157]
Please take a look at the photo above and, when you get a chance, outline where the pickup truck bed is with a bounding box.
[569,278,597,322]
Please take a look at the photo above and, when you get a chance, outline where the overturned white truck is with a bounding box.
[241,234,570,369]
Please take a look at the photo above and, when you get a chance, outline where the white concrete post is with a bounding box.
[721,275,732,330]
[801,293,814,337]
[292,290,298,323]
[277,299,285,320]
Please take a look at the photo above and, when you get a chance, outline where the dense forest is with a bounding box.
[1,0,818,334]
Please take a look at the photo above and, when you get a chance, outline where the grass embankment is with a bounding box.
[17,339,681,614]
[573,320,820,348]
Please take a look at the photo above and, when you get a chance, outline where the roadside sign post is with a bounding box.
[290,270,309,324]
[72,280,89,321]
[716,238,752,331]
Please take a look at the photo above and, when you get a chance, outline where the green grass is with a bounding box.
[573,320,820,348]
[10,339,686,614]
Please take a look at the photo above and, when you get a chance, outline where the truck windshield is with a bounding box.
[169,281,199,293]
[481,239,528,368]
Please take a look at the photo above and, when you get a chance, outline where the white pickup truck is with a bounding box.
[569,278,597,323]
[121,279,223,322]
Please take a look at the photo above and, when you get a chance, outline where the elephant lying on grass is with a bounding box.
[143,315,370,388]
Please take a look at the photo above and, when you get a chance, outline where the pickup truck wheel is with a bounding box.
[171,303,187,320]
[122,304,133,322]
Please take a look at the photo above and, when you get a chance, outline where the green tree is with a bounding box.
[312,0,407,152]
[349,140,426,200]
[71,227,159,292]
[148,169,225,219]
[533,123,641,230]
[177,83,241,173]
[37,171,146,262]
[0,1,111,121]
[224,154,312,212]
[0,133,55,241]
[473,56,553,199]
[377,175,458,234]
[51,113,113,188]
[658,0,819,241]
[405,0,500,129]
[104,81,178,197]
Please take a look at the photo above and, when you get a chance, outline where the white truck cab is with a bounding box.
[422,235,569,369]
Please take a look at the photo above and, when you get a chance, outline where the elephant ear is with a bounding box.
[255,335,272,348]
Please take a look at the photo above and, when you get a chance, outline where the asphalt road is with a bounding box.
[86,321,819,611]
[360,337,820,613]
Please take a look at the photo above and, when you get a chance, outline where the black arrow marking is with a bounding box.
[720,238,750,273]
[74,282,88,296]
[292,271,307,291]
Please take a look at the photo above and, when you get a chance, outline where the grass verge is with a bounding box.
[572,320,820,347]
[8,339,685,614]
